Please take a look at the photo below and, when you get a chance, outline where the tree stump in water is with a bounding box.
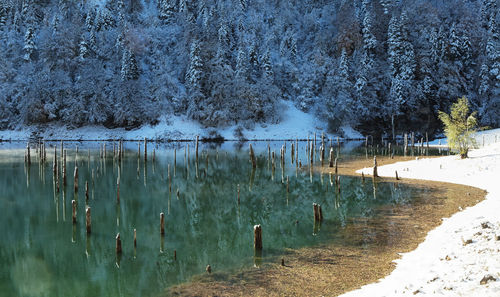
[86,207,91,234]
[373,156,378,177]
[254,225,262,251]
[313,203,323,222]
[116,233,122,254]
[160,212,165,235]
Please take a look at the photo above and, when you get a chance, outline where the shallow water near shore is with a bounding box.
[0,141,450,297]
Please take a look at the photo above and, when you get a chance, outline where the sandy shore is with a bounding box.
[167,155,486,296]
[342,141,500,296]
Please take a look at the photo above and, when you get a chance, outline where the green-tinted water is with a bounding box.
[0,142,444,297]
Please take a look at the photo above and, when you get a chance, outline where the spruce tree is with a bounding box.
[121,48,139,81]
[23,27,36,62]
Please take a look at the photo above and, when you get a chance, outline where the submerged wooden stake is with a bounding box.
[144,137,147,162]
[237,184,240,205]
[72,200,76,224]
[195,135,199,164]
[361,172,365,183]
[160,212,165,235]
[395,170,400,180]
[85,181,89,203]
[254,225,262,251]
[134,229,137,248]
[174,249,176,260]
[116,177,120,203]
[27,144,31,165]
[373,156,378,177]
[249,144,256,169]
[63,150,67,186]
[313,203,323,222]
[86,207,91,234]
[74,166,79,192]
[116,233,122,254]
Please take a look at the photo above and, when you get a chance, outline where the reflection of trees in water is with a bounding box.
[0,145,425,296]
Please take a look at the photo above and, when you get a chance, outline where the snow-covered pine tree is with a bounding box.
[85,7,96,31]
[205,45,234,126]
[388,14,402,76]
[117,0,125,25]
[185,39,205,120]
[324,48,354,127]
[158,0,175,22]
[361,0,376,54]
[0,5,7,27]
[239,0,247,11]
[248,42,260,82]
[447,23,461,61]
[121,48,139,81]
[236,45,248,81]
[23,27,36,61]
[261,49,273,82]
[79,39,88,61]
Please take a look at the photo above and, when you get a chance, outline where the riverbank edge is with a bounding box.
[166,155,487,296]
[341,142,500,296]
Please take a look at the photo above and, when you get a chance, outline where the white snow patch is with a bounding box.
[0,100,364,141]
[342,130,500,296]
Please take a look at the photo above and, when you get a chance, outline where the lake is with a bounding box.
[0,140,447,297]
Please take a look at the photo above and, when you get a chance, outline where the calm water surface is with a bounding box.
[0,141,445,297]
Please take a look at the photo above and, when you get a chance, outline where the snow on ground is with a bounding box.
[428,128,500,147]
[342,131,500,296]
[0,101,363,142]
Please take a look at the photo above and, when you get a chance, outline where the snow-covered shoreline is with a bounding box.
[342,129,500,296]
[0,101,363,142]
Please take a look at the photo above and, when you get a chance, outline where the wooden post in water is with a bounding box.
[174,148,177,170]
[134,229,137,248]
[160,212,165,235]
[426,132,429,150]
[27,143,31,165]
[63,150,67,186]
[74,166,79,192]
[144,137,148,161]
[116,233,122,254]
[286,176,289,193]
[249,144,256,169]
[329,148,334,167]
[373,156,378,177]
[404,133,408,156]
[254,225,262,251]
[86,207,91,234]
[313,203,323,222]
[395,170,400,180]
[237,184,240,205]
[72,200,77,224]
[85,181,89,203]
[334,158,338,175]
[361,172,365,183]
[195,135,199,164]
[116,177,120,203]
[309,142,314,165]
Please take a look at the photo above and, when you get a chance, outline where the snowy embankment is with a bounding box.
[342,129,500,297]
[0,101,363,142]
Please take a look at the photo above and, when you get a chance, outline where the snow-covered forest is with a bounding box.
[0,0,498,136]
